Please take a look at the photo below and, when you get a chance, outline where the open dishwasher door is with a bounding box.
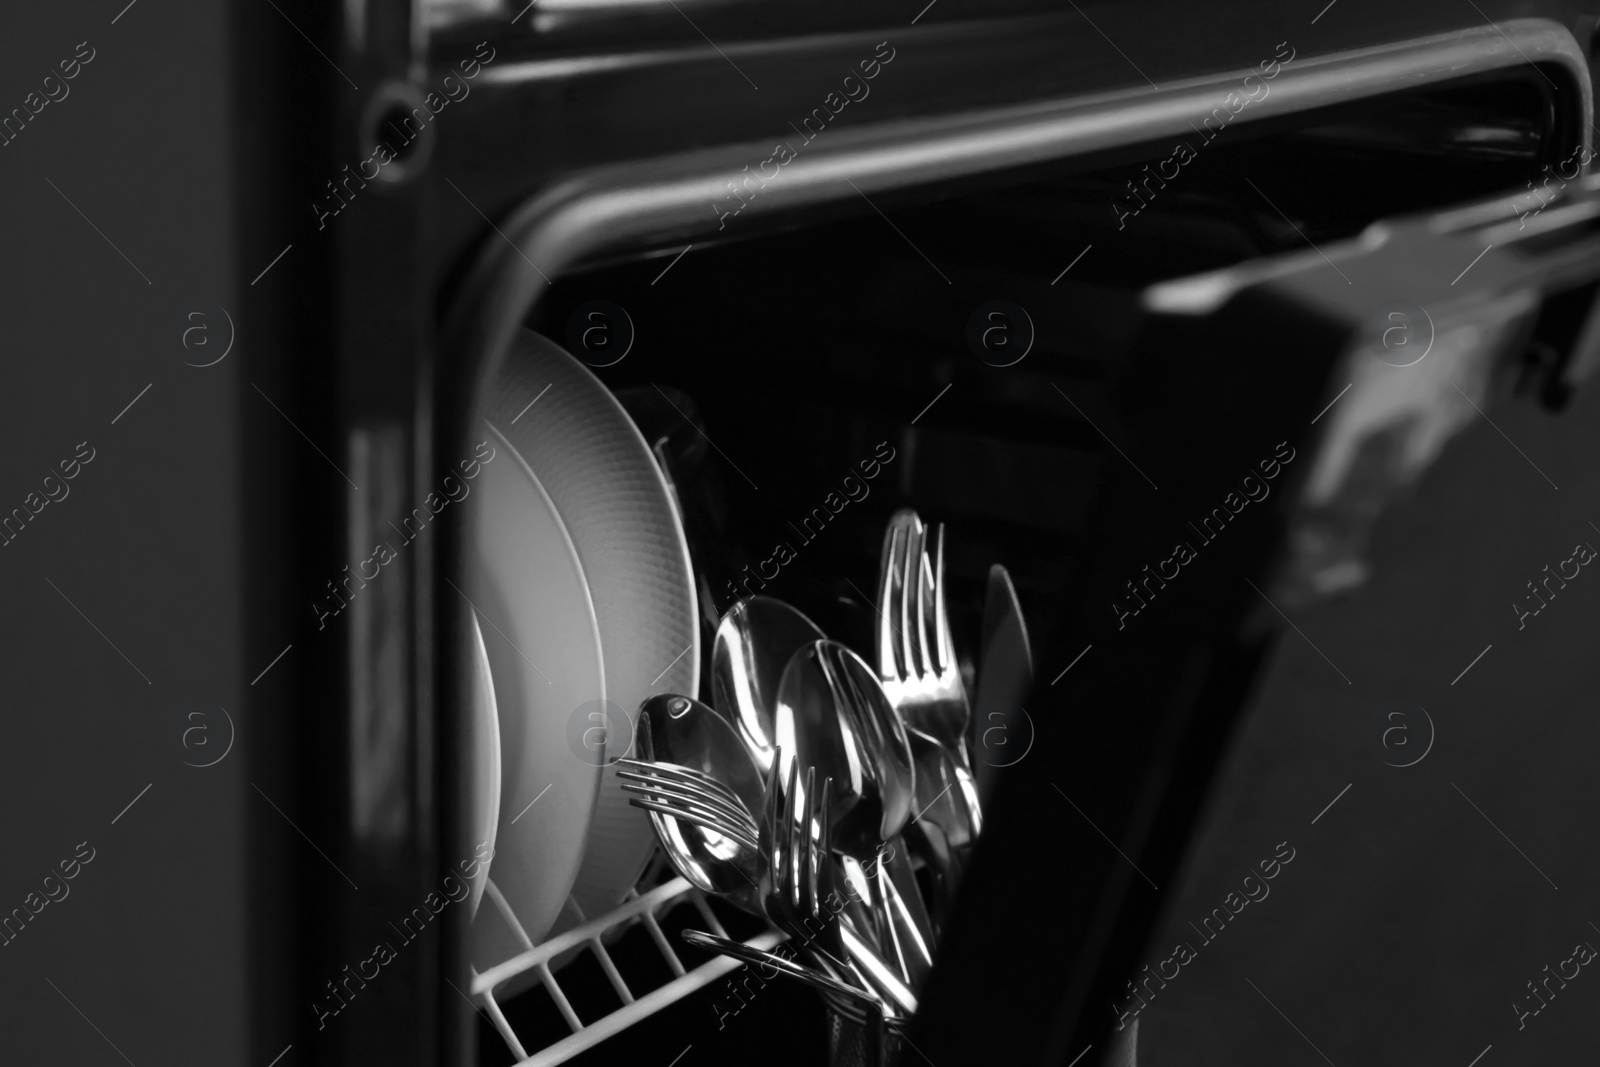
[914,85,1600,1067]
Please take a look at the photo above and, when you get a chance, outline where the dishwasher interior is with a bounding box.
[457,58,1570,1066]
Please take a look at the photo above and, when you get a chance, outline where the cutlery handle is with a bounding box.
[826,1005,897,1067]
[680,929,886,1012]
[838,918,920,1017]
[876,844,936,988]
[903,821,959,938]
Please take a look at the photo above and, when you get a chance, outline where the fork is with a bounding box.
[618,760,761,851]
[877,510,982,836]
[680,928,891,1013]
[876,509,971,764]
[761,756,836,959]
[617,760,756,816]
[875,509,983,943]
[618,758,752,808]
[763,752,919,1019]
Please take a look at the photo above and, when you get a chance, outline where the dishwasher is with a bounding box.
[229,3,1600,1064]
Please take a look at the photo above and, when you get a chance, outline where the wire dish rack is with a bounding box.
[471,871,783,1066]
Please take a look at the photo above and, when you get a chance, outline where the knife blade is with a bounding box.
[972,564,1034,808]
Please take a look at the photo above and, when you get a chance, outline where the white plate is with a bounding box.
[467,428,606,958]
[485,330,700,921]
[464,611,501,919]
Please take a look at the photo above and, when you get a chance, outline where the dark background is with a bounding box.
[0,2,246,1066]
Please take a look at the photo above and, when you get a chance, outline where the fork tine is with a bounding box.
[800,765,817,916]
[617,758,743,798]
[895,520,913,683]
[619,779,759,837]
[616,763,749,809]
[617,763,756,821]
[632,799,759,852]
[877,519,902,685]
[932,522,953,674]
[611,764,736,796]
[915,520,936,677]
[782,758,799,909]
[816,775,833,917]
[761,745,782,870]
[629,798,761,852]
[818,776,833,858]
[616,766,756,828]
[897,515,919,682]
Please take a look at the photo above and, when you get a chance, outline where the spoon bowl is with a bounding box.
[711,596,827,773]
[774,640,915,858]
[634,694,766,912]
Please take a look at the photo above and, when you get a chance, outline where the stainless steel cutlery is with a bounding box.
[711,596,828,774]
[624,508,1031,1054]
[679,928,887,1011]
[876,510,972,763]
[973,563,1035,807]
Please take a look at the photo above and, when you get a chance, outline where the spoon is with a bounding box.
[907,727,980,850]
[632,694,766,914]
[773,640,915,855]
[711,596,827,773]
[775,641,934,988]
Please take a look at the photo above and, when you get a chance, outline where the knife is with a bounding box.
[972,564,1034,808]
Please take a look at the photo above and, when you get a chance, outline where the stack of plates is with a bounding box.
[467,330,700,975]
